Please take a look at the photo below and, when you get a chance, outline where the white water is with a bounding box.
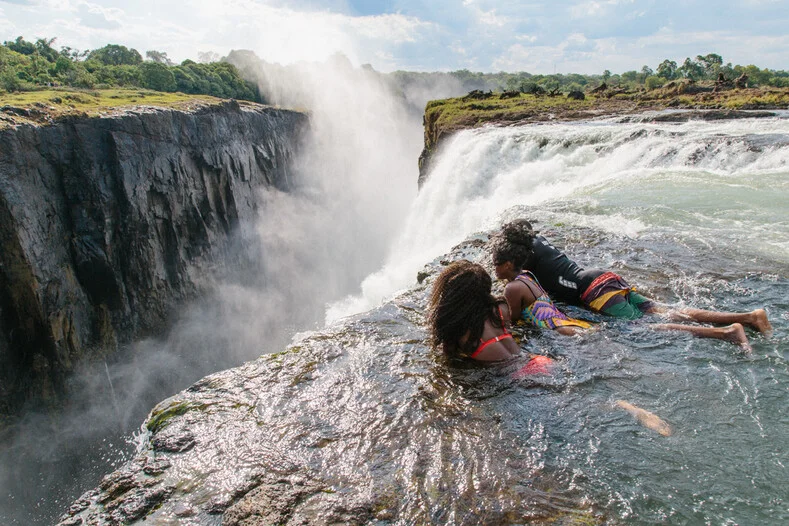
[327,115,789,321]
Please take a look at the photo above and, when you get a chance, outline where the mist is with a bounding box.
[0,44,478,524]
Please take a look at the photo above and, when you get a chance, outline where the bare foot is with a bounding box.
[748,309,773,337]
[723,323,752,353]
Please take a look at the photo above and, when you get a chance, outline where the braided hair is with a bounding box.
[427,260,504,358]
[491,219,539,270]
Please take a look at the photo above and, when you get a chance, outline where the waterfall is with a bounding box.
[328,114,789,321]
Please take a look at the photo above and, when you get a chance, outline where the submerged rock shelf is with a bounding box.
[58,237,598,525]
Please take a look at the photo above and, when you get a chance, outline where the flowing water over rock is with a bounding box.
[59,238,601,525]
[53,114,789,524]
[61,223,788,525]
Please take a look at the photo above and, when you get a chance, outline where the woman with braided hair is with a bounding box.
[427,260,521,361]
[491,219,771,350]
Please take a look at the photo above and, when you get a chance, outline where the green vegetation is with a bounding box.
[391,53,789,97]
[420,85,789,155]
[0,37,261,102]
[147,399,211,433]
[0,88,226,128]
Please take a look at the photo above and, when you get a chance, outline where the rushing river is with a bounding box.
[347,113,789,524]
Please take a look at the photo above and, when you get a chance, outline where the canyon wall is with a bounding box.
[0,100,308,414]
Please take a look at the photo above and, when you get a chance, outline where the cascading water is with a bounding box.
[330,115,789,320]
[318,113,789,524]
[0,63,426,526]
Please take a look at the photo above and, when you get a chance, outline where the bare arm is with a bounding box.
[504,283,523,322]
[504,280,539,324]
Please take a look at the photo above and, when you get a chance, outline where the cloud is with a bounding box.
[76,2,121,30]
[0,7,13,34]
[562,32,593,51]
[569,0,635,19]
[477,8,506,27]
[516,34,538,43]
[346,12,433,43]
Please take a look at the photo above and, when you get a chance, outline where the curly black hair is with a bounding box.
[427,260,505,359]
[491,219,539,269]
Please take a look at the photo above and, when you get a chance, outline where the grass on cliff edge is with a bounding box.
[0,88,226,128]
[423,86,789,149]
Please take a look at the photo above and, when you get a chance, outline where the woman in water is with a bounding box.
[427,260,520,362]
[427,259,592,363]
[491,219,771,349]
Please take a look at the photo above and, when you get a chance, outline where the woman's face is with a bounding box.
[494,259,516,280]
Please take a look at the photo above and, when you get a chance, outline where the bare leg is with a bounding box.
[615,400,672,436]
[652,322,752,352]
[650,306,772,336]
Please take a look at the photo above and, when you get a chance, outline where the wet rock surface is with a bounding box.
[0,101,307,415]
[57,237,601,525]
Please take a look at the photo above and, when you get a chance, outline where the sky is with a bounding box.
[1,0,788,74]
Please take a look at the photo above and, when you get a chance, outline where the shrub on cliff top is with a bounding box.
[140,62,177,92]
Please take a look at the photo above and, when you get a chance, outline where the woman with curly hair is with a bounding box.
[491,219,769,349]
[427,260,521,361]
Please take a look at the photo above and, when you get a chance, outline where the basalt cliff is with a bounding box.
[0,100,307,416]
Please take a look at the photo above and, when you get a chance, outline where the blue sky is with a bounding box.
[1,0,787,74]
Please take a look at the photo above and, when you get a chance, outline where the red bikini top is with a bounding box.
[470,306,513,359]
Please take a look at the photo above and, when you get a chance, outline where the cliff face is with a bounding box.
[0,101,308,414]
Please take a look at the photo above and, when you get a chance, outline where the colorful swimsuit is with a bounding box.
[515,272,592,330]
[579,271,655,320]
[470,306,514,359]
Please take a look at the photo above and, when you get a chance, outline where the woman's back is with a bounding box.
[465,303,520,361]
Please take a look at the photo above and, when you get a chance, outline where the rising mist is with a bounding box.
[0,48,471,525]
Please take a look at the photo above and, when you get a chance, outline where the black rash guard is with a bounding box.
[526,235,605,304]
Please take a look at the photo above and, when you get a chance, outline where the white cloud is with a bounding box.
[0,8,13,35]
[76,1,122,29]
[569,0,635,19]
[450,42,468,55]
[1,0,788,73]
[478,8,506,27]
[562,32,591,50]
[347,12,432,43]
[0,0,435,68]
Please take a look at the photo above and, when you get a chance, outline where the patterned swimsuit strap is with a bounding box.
[516,271,549,299]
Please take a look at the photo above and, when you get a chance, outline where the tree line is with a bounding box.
[0,37,262,102]
[390,53,789,96]
[2,37,788,103]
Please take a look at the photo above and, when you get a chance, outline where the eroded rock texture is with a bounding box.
[0,101,307,414]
